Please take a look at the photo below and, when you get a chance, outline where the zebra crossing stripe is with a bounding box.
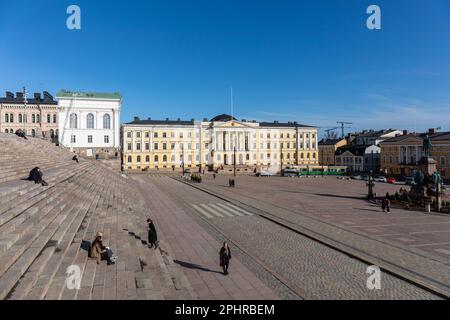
[192,204,213,219]
[221,202,254,216]
[215,203,245,216]
[209,204,234,217]
[200,204,224,218]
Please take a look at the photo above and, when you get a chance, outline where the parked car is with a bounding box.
[283,169,299,177]
[257,170,274,177]
[387,177,396,184]
[405,176,416,185]
[375,176,387,183]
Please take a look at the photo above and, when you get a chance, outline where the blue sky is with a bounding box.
[1,0,450,136]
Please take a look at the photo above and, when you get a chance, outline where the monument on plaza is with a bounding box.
[410,135,444,211]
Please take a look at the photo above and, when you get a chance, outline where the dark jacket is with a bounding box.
[220,247,232,265]
[28,167,42,183]
[148,222,158,243]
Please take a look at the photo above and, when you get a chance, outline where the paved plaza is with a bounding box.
[130,173,449,299]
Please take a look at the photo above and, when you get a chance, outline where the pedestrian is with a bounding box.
[219,242,232,275]
[27,167,48,186]
[90,231,116,265]
[147,218,158,249]
[385,197,391,213]
[213,173,216,180]
[72,154,79,163]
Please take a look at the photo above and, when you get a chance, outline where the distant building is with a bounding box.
[122,114,319,171]
[335,145,381,173]
[379,128,450,180]
[0,90,58,138]
[57,90,121,158]
[318,138,347,166]
[354,129,403,146]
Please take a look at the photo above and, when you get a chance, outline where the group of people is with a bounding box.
[228,178,236,188]
[15,129,27,140]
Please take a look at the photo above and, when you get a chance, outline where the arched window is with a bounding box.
[5,114,9,123]
[154,155,159,162]
[103,114,111,129]
[19,114,22,123]
[47,114,51,123]
[127,156,132,163]
[4,129,8,133]
[70,113,77,128]
[36,114,40,123]
[10,114,14,123]
[86,113,94,129]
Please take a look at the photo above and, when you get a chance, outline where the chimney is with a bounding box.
[5,91,14,99]
[34,92,41,100]
[428,128,436,135]
[43,91,53,101]
[133,116,140,122]
[16,92,24,99]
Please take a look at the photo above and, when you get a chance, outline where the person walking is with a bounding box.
[219,242,232,275]
[213,173,216,180]
[382,193,391,213]
[147,218,158,249]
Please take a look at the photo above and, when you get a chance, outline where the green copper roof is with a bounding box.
[57,90,122,100]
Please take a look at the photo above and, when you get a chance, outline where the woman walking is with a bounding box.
[219,242,232,275]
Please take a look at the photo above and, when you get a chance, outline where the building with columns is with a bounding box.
[57,90,121,158]
[379,129,450,180]
[122,114,319,172]
[0,90,58,138]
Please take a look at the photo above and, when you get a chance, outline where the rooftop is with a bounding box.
[56,90,122,100]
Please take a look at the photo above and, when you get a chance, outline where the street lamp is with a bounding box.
[367,170,375,199]
[181,144,185,176]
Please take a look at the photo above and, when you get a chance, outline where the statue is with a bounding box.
[414,170,425,186]
[431,171,443,186]
[422,135,433,158]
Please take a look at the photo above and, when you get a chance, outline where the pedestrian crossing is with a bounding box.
[191,202,255,219]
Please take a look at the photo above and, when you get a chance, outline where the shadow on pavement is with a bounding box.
[174,260,222,274]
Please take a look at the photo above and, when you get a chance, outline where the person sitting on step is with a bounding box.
[27,167,48,186]
[90,231,116,265]
[72,154,79,163]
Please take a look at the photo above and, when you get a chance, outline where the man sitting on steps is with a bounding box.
[90,231,117,265]
[27,167,48,186]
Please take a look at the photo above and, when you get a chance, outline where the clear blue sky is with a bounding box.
[1,0,450,135]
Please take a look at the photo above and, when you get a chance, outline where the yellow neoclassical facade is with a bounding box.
[121,114,319,172]
[380,130,450,180]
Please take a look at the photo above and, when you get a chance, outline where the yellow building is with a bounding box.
[379,129,450,180]
[122,114,318,172]
[318,138,347,166]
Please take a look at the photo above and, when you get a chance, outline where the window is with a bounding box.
[127,156,132,163]
[163,132,167,138]
[47,114,51,123]
[154,155,159,162]
[5,114,9,123]
[31,129,36,137]
[71,135,76,143]
[127,132,131,138]
[88,135,93,143]
[86,113,94,129]
[154,143,158,150]
[136,143,141,150]
[163,155,167,162]
[163,143,167,150]
[136,132,141,138]
[104,135,109,143]
[127,143,132,151]
[154,132,158,138]
[146,156,150,163]
[103,114,111,129]
[70,113,77,128]
[36,114,40,123]
[440,157,446,166]
[145,132,149,138]
[171,143,175,150]
[137,156,141,163]
[145,143,150,150]
[4,129,8,133]
[53,114,57,123]
[19,114,22,123]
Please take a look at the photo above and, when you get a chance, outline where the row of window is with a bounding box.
[69,113,111,129]
[126,131,316,140]
[70,135,110,144]
[4,113,57,124]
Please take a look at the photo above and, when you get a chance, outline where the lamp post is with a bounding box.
[367,170,375,199]
[280,142,283,175]
[181,144,185,176]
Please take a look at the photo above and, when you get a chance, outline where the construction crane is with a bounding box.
[336,121,353,139]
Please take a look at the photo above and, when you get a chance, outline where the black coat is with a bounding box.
[220,247,231,265]
[28,168,42,183]
[148,222,158,243]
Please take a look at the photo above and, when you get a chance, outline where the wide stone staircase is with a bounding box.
[0,133,194,300]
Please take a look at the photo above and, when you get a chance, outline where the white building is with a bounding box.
[57,90,121,158]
